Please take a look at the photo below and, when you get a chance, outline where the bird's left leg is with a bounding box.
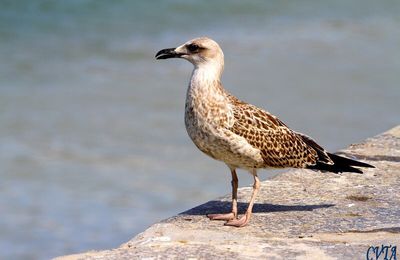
[207,167,238,221]
[225,170,260,227]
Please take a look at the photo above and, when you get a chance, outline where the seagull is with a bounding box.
[155,37,374,227]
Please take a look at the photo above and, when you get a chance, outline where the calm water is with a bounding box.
[0,1,399,259]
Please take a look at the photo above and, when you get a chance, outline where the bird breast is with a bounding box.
[182,67,264,168]
[184,83,233,156]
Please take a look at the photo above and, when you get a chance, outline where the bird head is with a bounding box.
[155,37,224,68]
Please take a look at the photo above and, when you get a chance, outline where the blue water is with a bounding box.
[1,1,399,259]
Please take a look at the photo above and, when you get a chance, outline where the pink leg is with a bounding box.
[225,171,260,227]
[207,168,238,221]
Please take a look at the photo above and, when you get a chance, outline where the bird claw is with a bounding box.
[224,215,249,227]
[207,212,236,221]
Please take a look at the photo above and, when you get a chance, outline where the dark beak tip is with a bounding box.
[155,54,168,60]
[155,48,179,60]
[155,49,166,59]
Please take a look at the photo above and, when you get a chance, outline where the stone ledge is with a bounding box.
[56,125,400,260]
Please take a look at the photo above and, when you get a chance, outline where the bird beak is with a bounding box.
[155,47,184,60]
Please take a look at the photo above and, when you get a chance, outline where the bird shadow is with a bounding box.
[180,200,335,216]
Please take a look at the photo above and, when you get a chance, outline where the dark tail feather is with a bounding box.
[328,153,374,168]
[308,153,374,174]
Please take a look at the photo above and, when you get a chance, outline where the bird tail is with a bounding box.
[308,153,374,174]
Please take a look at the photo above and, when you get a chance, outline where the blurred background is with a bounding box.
[0,0,399,259]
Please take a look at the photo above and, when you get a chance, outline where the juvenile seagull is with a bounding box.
[155,37,374,227]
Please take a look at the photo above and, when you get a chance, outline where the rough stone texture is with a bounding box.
[56,126,400,260]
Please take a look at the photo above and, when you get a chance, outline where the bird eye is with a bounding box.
[187,44,200,52]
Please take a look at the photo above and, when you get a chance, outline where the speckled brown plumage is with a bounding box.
[156,37,374,227]
[227,94,322,168]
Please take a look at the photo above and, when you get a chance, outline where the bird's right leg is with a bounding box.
[207,168,238,221]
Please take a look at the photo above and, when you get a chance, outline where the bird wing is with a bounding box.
[226,95,332,168]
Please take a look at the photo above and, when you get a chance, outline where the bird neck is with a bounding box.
[188,61,225,98]
[185,61,231,128]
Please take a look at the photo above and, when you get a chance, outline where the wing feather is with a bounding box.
[227,95,321,168]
